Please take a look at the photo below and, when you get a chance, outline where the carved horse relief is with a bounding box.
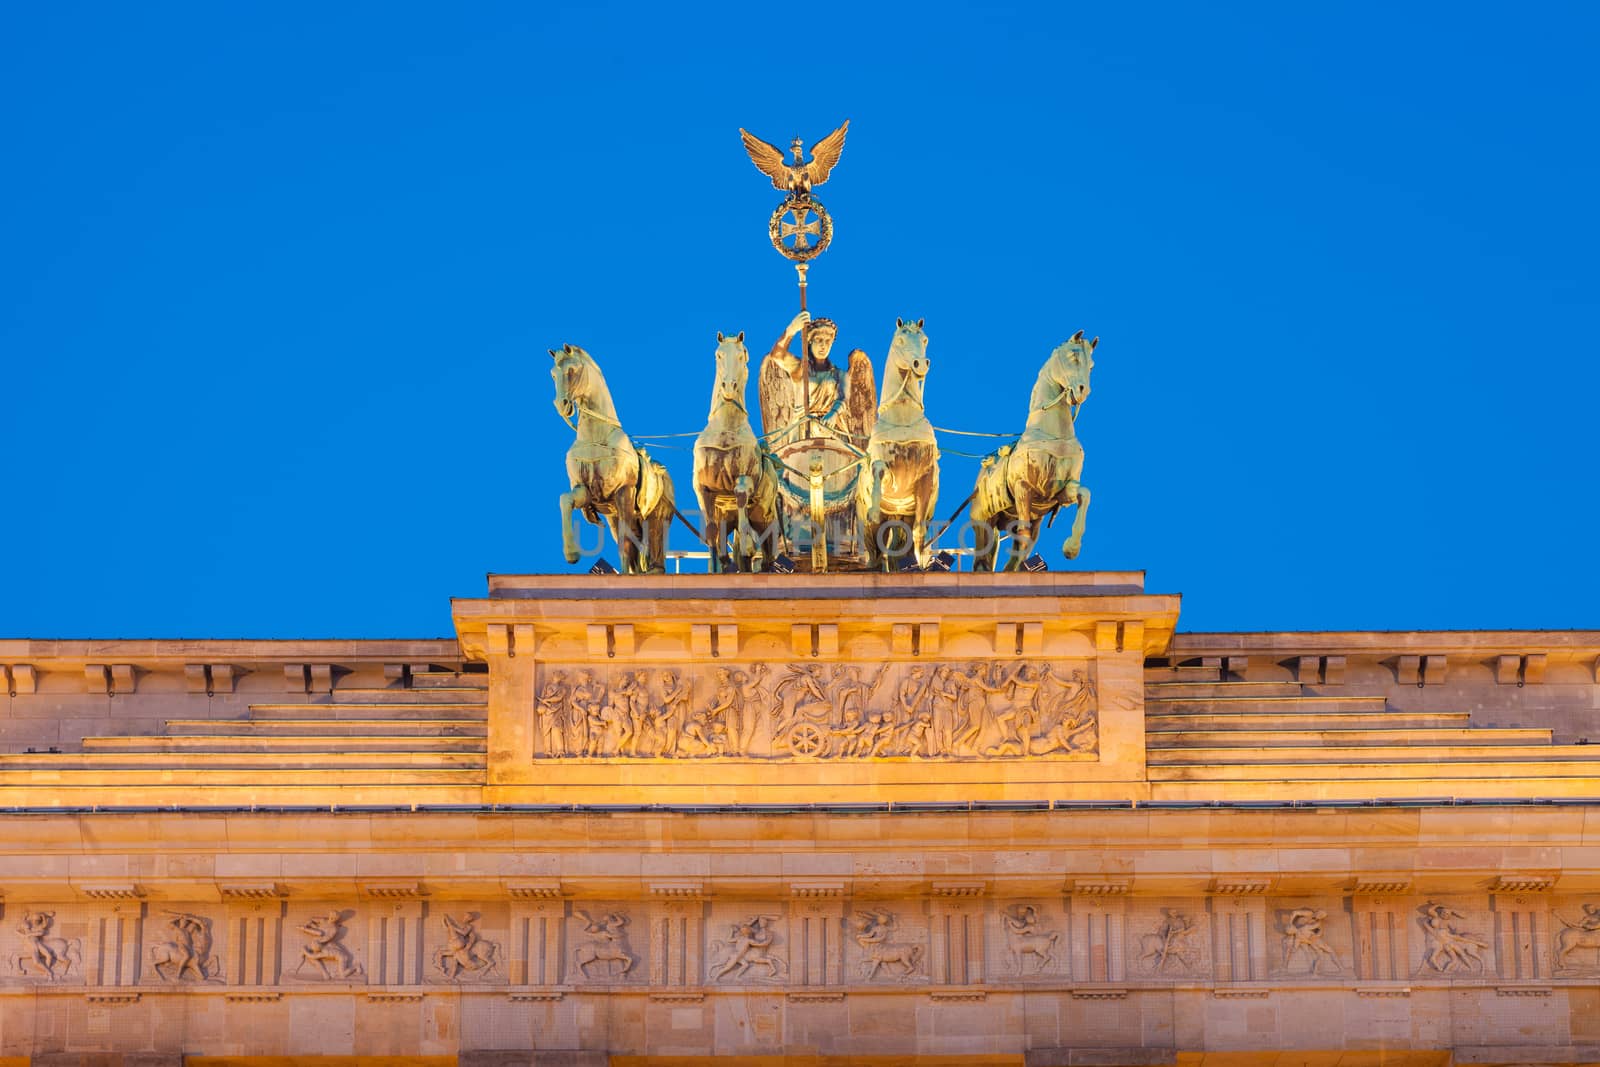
[857,318,940,570]
[971,331,1096,570]
[693,331,784,571]
[551,344,676,574]
[14,911,81,981]
[149,911,221,983]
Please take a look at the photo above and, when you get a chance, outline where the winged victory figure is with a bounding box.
[739,120,850,199]
[758,310,876,449]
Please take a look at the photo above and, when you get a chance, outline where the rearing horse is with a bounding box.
[971,330,1096,571]
[856,318,940,570]
[693,331,782,572]
[551,343,675,574]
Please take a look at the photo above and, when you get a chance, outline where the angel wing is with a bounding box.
[805,120,849,187]
[840,349,877,445]
[739,128,790,191]
[757,352,794,441]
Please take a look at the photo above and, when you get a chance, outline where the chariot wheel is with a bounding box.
[787,722,826,758]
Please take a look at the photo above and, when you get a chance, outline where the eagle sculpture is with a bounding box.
[739,120,850,199]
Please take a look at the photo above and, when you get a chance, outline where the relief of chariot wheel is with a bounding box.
[786,722,827,758]
[768,195,833,263]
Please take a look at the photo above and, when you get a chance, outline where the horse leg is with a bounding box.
[970,508,998,572]
[614,485,639,574]
[696,485,723,574]
[1063,485,1091,560]
[735,474,755,573]
[914,466,939,568]
[867,459,886,524]
[560,488,583,564]
[1004,489,1036,572]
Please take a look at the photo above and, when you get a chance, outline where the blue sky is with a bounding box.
[2,2,1596,638]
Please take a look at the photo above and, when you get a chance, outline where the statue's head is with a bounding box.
[805,318,838,365]
[1048,330,1098,406]
[549,342,590,418]
[890,317,930,379]
[713,330,748,403]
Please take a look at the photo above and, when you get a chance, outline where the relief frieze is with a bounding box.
[532,659,1098,761]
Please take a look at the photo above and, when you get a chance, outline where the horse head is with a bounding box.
[882,317,930,408]
[550,342,592,421]
[888,317,930,380]
[1045,329,1098,408]
[712,330,748,412]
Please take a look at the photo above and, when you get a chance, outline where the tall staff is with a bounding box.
[739,121,849,437]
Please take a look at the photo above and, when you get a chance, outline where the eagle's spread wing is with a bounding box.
[739,128,790,191]
[805,120,850,187]
[757,353,794,441]
[841,348,877,445]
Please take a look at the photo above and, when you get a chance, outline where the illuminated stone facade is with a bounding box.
[2,571,1600,1066]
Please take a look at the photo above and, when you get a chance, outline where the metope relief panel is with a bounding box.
[1129,900,1210,980]
[1412,898,1492,978]
[991,901,1066,981]
[10,908,88,985]
[846,907,928,984]
[144,908,224,984]
[532,659,1098,761]
[285,907,365,983]
[569,905,644,985]
[1553,897,1600,977]
[1269,899,1348,979]
[705,907,788,985]
[427,908,507,985]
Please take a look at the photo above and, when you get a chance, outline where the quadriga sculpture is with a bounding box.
[856,318,939,570]
[692,331,783,572]
[551,344,675,574]
[971,331,1096,571]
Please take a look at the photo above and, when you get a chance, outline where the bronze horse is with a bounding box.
[971,331,1096,571]
[551,344,675,574]
[856,319,940,570]
[692,332,783,572]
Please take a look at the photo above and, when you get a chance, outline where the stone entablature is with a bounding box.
[1,806,1599,1061]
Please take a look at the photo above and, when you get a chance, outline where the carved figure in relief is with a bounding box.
[1006,663,1053,737]
[14,910,81,981]
[536,670,569,757]
[1555,903,1600,970]
[295,911,363,980]
[929,666,962,752]
[898,710,937,757]
[1419,902,1487,973]
[1001,904,1059,976]
[1280,908,1341,975]
[709,915,787,981]
[658,669,693,757]
[575,910,636,980]
[434,912,501,980]
[1138,909,1201,974]
[705,668,745,755]
[610,671,644,757]
[149,912,220,983]
[850,909,923,979]
[568,670,606,758]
